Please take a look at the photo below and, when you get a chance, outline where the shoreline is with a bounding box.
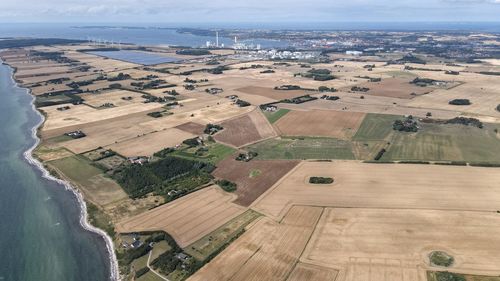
[2,61,120,281]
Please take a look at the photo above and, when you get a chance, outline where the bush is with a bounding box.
[430,251,454,267]
[216,179,237,192]
[135,267,150,278]
[448,99,471,105]
[434,272,465,281]
[309,177,334,184]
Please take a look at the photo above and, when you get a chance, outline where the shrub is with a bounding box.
[135,267,150,278]
[448,99,471,105]
[430,251,454,267]
[309,177,334,184]
[216,179,237,192]
[434,271,465,281]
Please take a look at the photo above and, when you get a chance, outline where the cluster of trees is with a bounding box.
[235,151,258,162]
[207,65,230,75]
[374,148,387,161]
[302,68,336,81]
[113,156,214,198]
[260,69,275,74]
[31,50,77,64]
[67,80,93,89]
[445,117,483,128]
[432,272,465,281]
[274,85,302,90]
[107,72,131,81]
[318,86,337,92]
[351,86,370,92]
[393,116,418,132]
[448,99,471,105]
[309,177,334,184]
[216,179,237,192]
[320,95,340,101]
[235,99,251,107]
[175,49,211,56]
[183,137,201,147]
[204,124,223,135]
[281,95,318,104]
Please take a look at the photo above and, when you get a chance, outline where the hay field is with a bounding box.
[116,186,246,247]
[213,157,299,206]
[64,51,139,71]
[50,111,157,153]
[187,206,323,281]
[407,78,500,119]
[106,128,196,157]
[80,89,144,107]
[274,110,366,139]
[41,102,163,131]
[252,161,500,219]
[236,86,312,101]
[302,208,500,279]
[287,263,338,281]
[356,77,431,99]
[214,109,276,147]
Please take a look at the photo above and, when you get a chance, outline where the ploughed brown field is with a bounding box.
[273,110,366,139]
[213,157,299,206]
[214,109,276,147]
[175,121,206,135]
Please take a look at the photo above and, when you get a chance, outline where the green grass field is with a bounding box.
[262,108,290,124]
[150,240,171,261]
[247,137,355,160]
[184,210,261,261]
[382,123,500,163]
[170,143,235,164]
[353,113,401,141]
[136,271,164,281]
[427,271,500,281]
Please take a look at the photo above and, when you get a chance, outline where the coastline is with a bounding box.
[3,61,120,281]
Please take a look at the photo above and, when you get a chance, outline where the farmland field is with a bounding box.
[116,186,246,247]
[353,113,401,141]
[48,155,127,206]
[262,108,290,124]
[246,137,355,160]
[213,157,299,206]
[184,209,261,261]
[214,109,276,147]
[187,206,323,281]
[252,161,500,219]
[273,110,366,139]
[171,142,236,164]
[382,123,500,163]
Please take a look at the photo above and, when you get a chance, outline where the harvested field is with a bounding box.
[355,77,432,99]
[303,208,500,279]
[107,128,196,157]
[116,186,246,247]
[80,89,144,107]
[213,157,299,206]
[274,110,366,139]
[287,263,338,281]
[236,86,313,101]
[175,122,206,135]
[48,155,127,206]
[184,209,261,261]
[214,109,276,147]
[187,206,323,281]
[252,161,500,219]
[40,102,163,131]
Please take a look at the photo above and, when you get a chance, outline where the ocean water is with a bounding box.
[0,64,111,281]
[0,23,290,48]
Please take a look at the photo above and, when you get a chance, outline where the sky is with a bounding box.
[0,0,499,24]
